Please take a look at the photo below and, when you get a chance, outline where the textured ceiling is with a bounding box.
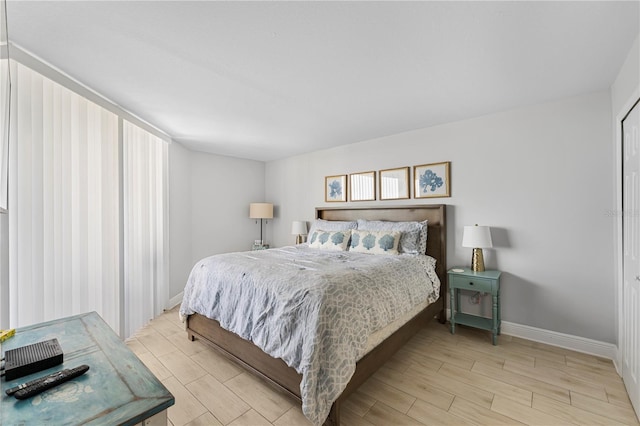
[6,1,640,161]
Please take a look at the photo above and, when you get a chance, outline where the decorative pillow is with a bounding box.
[307,219,357,238]
[417,219,428,254]
[308,229,352,251]
[356,219,427,254]
[349,230,401,255]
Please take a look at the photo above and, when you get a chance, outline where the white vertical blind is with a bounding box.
[123,120,168,338]
[5,62,168,339]
[8,61,120,331]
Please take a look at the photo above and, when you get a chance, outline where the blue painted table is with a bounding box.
[1,312,174,425]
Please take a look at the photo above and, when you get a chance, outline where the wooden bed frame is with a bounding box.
[186,204,447,425]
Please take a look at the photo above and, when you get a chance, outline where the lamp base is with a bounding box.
[471,248,485,272]
[295,234,303,244]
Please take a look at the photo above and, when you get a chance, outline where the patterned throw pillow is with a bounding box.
[356,219,427,254]
[308,229,352,251]
[349,230,401,255]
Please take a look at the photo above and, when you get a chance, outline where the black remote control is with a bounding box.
[5,371,58,396]
[11,365,90,400]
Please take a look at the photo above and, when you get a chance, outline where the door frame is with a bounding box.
[615,88,640,374]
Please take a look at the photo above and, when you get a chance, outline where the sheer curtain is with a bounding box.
[5,61,168,338]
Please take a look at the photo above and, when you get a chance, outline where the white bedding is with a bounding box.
[179,245,440,425]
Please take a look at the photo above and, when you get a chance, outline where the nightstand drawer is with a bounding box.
[449,274,494,293]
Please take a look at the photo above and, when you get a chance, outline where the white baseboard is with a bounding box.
[167,291,184,310]
[445,309,617,361]
[500,321,617,361]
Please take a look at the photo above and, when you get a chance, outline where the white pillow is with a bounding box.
[308,229,352,251]
[349,230,401,255]
[307,219,357,238]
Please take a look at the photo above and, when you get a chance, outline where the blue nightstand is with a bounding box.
[448,268,502,345]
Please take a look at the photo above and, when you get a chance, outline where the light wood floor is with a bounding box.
[126,307,640,426]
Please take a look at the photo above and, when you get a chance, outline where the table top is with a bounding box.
[1,312,174,425]
[448,267,502,280]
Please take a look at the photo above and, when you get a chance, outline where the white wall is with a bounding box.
[168,147,266,300]
[266,90,615,343]
[611,35,639,116]
[190,152,266,262]
[169,148,271,298]
[168,141,193,299]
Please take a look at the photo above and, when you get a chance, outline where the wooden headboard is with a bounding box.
[316,204,447,287]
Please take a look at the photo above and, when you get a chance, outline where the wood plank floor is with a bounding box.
[126,307,640,426]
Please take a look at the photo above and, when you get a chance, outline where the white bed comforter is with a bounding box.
[179,245,440,425]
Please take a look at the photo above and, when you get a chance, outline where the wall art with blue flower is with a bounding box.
[413,161,451,198]
[325,174,347,202]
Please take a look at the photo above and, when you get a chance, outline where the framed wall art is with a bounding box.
[325,174,347,202]
[414,161,450,198]
[379,167,409,200]
[349,171,375,202]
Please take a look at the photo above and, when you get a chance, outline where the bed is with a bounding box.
[182,204,446,425]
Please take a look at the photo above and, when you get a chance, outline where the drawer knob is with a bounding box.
[469,282,474,285]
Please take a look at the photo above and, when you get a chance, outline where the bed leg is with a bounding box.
[187,332,195,341]
[324,402,340,426]
[438,308,446,324]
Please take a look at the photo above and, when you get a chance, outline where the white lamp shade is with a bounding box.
[249,203,273,219]
[291,221,308,235]
[462,225,493,248]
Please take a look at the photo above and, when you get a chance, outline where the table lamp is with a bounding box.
[291,221,308,244]
[462,224,492,272]
[249,203,273,245]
